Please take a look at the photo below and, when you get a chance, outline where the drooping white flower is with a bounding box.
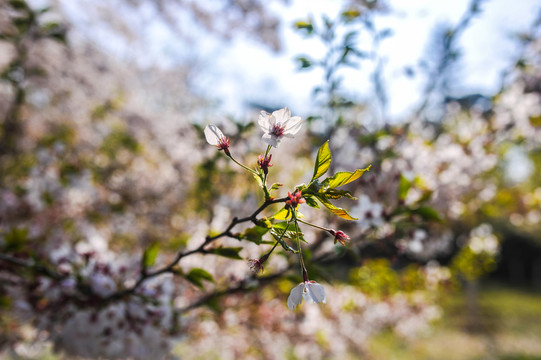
[258,107,302,148]
[287,280,326,310]
[204,124,230,155]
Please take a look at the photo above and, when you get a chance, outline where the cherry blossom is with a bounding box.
[287,280,326,310]
[258,107,302,148]
[204,124,231,155]
[351,195,385,231]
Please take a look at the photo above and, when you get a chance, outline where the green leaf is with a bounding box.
[142,243,159,268]
[272,206,291,221]
[253,172,264,187]
[8,0,29,10]
[312,141,331,181]
[186,268,215,289]
[203,295,222,312]
[398,175,412,201]
[209,247,243,260]
[296,56,312,69]
[316,196,358,220]
[529,114,541,127]
[303,194,319,208]
[410,206,442,222]
[270,183,282,191]
[415,190,434,204]
[271,234,297,253]
[322,166,371,188]
[294,21,314,33]
[243,226,269,244]
[271,222,306,242]
[342,9,361,21]
[323,188,356,200]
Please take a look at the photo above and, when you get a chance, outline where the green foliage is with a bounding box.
[185,268,215,290]
[303,194,319,208]
[270,224,298,253]
[350,259,400,298]
[91,99,122,120]
[142,243,159,268]
[398,175,412,201]
[322,167,371,189]
[296,56,313,69]
[38,124,75,148]
[529,114,541,127]
[100,129,140,159]
[1,227,28,252]
[315,196,357,220]
[301,141,369,220]
[294,20,314,35]
[271,206,291,221]
[271,221,305,243]
[8,0,30,10]
[350,260,429,298]
[242,225,269,245]
[311,141,331,181]
[40,22,67,43]
[451,247,497,281]
[209,247,243,260]
[409,206,442,222]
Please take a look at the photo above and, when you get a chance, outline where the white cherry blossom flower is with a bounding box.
[90,273,117,298]
[287,280,326,310]
[258,107,302,148]
[204,124,230,155]
[351,195,385,231]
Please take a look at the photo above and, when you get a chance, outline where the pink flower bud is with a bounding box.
[286,190,305,209]
[257,154,273,175]
[329,229,350,246]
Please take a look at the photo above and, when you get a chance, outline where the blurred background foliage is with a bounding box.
[1,0,541,359]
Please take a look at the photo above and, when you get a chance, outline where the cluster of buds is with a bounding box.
[257,154,273,175]
[285,190,305,210]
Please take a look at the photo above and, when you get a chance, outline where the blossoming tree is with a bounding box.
[1,0,540,359]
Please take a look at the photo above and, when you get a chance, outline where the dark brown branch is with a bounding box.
[0,253,64,280]
[109,196,289,299]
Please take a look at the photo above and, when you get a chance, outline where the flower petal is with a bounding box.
[287,283,305,310]
[302,287,315,304]
[272,107,290,123]
[284,116,302,135]
[258,111,272,132]
[306,282,326,304]
[262,133,279,148]
[204,124,223,146]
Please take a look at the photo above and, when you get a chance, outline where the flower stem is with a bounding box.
[228,154,257,175]
[262,240,280,261]
[264,145,272,158]
[296,218,329,232]
[262,145,272,197]
[292,214,308,279]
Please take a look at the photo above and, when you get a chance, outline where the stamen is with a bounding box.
[271,123,286,137]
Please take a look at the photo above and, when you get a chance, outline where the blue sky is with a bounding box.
[201,0,540,120]
[53,0,540,121]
